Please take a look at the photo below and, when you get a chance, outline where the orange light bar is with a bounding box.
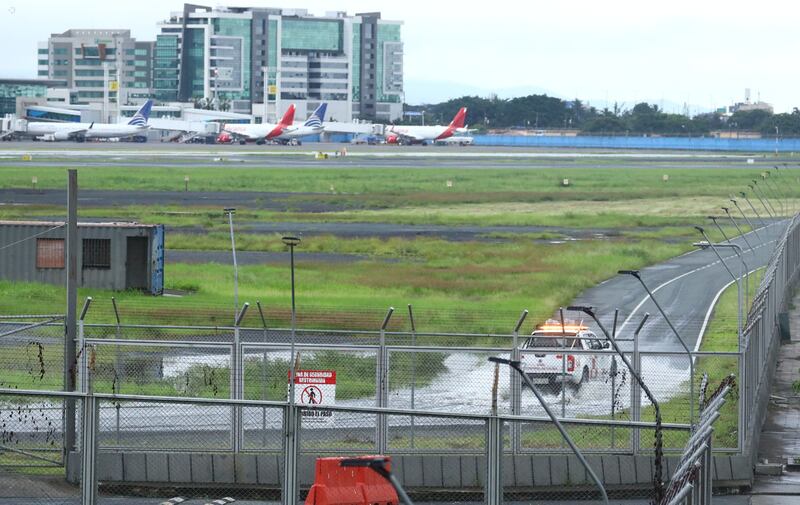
[534,318,587,333]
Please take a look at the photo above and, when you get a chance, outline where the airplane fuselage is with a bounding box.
[26,122,148,140]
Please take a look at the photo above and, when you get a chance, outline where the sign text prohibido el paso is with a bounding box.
[291,370,336,423]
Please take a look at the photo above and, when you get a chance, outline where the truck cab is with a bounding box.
[519,319,611,392]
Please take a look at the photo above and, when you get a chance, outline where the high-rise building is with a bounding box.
[155,5,403,122]
[38,30,155,111]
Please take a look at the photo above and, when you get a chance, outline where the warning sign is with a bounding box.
[290,370,336,423]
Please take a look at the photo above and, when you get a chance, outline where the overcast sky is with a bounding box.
[3,0,798,112]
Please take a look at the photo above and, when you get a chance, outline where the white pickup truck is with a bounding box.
[519,320,612,392]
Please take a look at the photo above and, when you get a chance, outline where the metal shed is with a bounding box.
[0,220,164,294]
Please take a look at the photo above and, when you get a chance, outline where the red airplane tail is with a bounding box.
[448,107,467,129]
[278,104,296,127]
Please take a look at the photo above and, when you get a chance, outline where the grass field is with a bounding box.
[0,160,782,331]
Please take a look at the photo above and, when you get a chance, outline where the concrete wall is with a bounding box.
[68,451,753,491]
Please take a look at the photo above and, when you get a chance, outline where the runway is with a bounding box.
[0,141,789,170]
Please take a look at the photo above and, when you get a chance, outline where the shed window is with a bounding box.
[82,239,111,269]
[36,239,65,269]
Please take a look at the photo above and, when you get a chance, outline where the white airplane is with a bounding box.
[277,103,327,142]
[219,104,296,145]
[27,100,153,142]
[385,107,469,145]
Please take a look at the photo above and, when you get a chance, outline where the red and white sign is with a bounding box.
[290,370,336,423]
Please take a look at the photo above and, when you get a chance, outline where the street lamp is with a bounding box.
[765,170,788,216]
[749,182,776,219]
[618,269,695,425]
[739,192,769,230]
[693,226,746,341]
[730,198,762,242]
[224,208,238,321]
[282,235,301,404]
[721,207,756,253]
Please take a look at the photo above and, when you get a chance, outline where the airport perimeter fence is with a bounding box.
[738,212,800,466]
[0,317,743,504]
[0,380,734,505]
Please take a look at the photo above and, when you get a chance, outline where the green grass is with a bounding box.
[2,165,797,202]
[0,237,690,331]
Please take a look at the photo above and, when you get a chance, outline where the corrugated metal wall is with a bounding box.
[0,222,156,292]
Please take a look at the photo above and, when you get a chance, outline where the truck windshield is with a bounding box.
[528,335,578,348]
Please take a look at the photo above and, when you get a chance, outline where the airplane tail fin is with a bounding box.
[448,107,467,129]
[304,103,327,127]
[278,104,296,127]
[127,99,154,126]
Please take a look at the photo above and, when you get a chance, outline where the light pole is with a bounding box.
[693,227,745,340]
[618,270,695,425]
[766,170,788,216]
[762,171,786,217]
[739,192,769,231]
[773,166,795,215]
[721,207,756,253]
[775,126,779,157]
[730,198,762,242]
[749,182,776,219]
[282,235,301,404]
[224,208,238,321]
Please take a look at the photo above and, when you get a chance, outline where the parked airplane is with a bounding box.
[277,103,328,142]
[385,107,469,145]
[219,104,296,145]
[26,100,154,142]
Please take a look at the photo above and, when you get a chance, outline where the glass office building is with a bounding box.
[38,30,154,108]
[156,5,403,121]
[0,79,64,116]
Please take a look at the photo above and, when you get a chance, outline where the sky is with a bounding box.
[2,0,799,113]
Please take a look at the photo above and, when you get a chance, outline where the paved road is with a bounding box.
[574,219,789,352]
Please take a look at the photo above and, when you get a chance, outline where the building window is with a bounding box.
[82,239,111,269]
[36,239,65,269]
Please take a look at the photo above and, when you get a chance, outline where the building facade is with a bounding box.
[38,29,155,112]
[0,79,66,117]
[155,5,403,121]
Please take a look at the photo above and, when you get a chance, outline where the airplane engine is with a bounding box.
[216,132,232,143]
[385,134,399,144]
[54,131,73,141]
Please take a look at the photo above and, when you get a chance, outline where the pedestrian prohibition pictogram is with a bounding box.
[290,370,337,424]
[301,385,323,404]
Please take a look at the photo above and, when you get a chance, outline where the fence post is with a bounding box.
[377,307,393,454]
[80,348,98,505]
[486,415,503,505]
[511,310,527,454]
[232,303,248,453]
[282,403,300,505]
[407,304,417,449]
[80,393,98,505]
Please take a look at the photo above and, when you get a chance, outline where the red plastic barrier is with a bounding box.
[305,455,399,505]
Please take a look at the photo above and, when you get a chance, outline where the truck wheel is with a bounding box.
[571,367,589,392]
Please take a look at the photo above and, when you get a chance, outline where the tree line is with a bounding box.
[404,95,800,137]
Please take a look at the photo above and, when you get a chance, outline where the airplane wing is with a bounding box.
[221,127,258,141]
[392,131,425,142]
[62,128,89,138]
